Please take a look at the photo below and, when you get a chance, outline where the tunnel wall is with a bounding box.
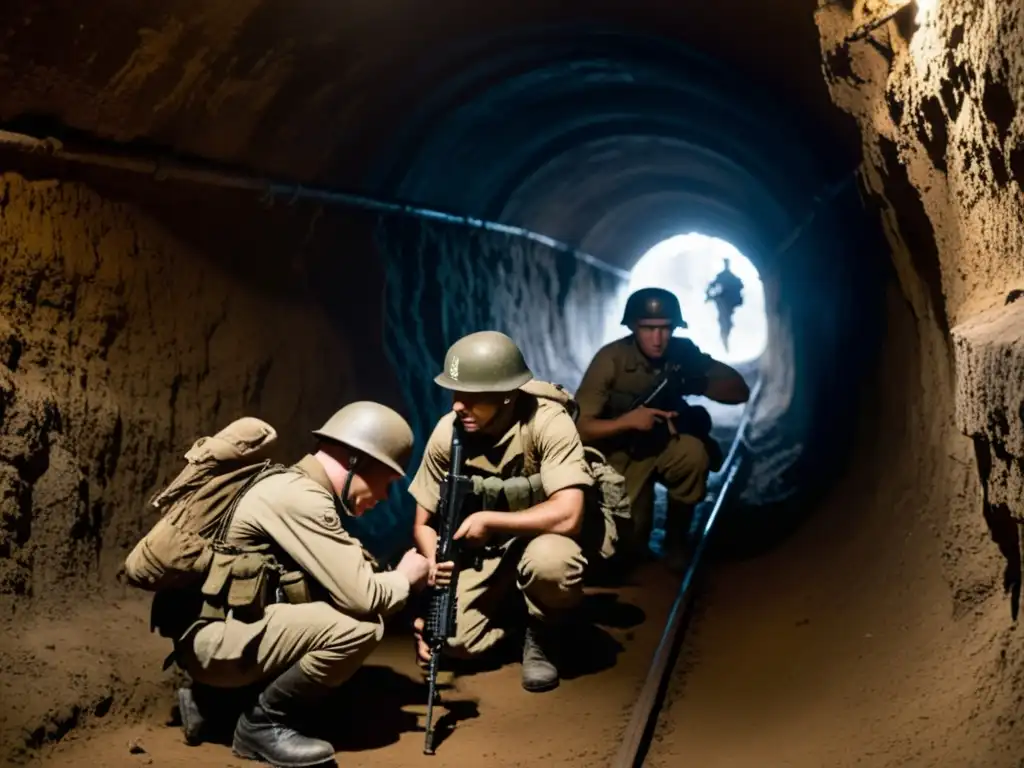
[347,215,624,560]
[0,161,622,758]
[0,170,362,615]
[815,2,1024,758]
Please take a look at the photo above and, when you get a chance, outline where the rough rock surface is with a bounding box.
[807,0,1024,761]
[0,170,358,758]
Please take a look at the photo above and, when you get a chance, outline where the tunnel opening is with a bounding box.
[608,231,768,420]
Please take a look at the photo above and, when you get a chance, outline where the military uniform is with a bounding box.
[170,401,417,767]
[576,335,715,554]
[409,398,592,658]
[576,289,724,563]
[177,454,407,690]
[412,330,595,693]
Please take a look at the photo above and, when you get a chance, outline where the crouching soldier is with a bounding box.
[409,331,595,692]
[124,402,431,768]
[575,288,750,571]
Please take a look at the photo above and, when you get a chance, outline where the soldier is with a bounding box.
[408,331,594,693]
[574,288,749,571]
[705,258,746,352]
[173,402,431,767]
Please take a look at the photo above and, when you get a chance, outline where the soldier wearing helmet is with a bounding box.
[575,287,749,572]
[173,402,430,766]
[408,331,594,693]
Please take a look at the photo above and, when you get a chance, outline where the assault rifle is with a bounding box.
[625,363,711,457]
[422,420,478,756]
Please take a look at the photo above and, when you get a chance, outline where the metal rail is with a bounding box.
[612,377,765,768]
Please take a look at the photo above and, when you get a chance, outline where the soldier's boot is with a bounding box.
[663,502,695,573]
[178,687,206,746]
[232,664,336,768]
[521,621,560,693]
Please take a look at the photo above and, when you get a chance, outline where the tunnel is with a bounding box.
[1,0,1023,766]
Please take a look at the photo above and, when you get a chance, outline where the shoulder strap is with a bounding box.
[212,462,291,546]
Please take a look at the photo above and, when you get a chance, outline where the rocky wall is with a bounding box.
[0,170,357,617]
[815,2,1024,757]
[816,0,1024,604]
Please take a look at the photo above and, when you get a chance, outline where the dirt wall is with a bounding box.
[0,170,359,616]
[810,1,1024,759]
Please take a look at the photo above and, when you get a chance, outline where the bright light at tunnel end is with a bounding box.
[606,232,768,367]
[914,0,938,25]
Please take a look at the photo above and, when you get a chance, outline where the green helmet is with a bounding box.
[311,402,414,476]
[620,287,687,328]
[434,331,534,393]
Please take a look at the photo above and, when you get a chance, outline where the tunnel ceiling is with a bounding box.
[0,0,861,269]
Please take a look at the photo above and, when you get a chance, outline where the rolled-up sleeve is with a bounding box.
[407,415,452,515]
[532,406,595,497]
[575,347,616,420]
[247,474,410,619]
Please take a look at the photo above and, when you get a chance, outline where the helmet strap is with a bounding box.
[339,454,358,515]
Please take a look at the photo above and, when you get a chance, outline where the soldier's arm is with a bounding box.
[575,348,639,442]
[407,418,451,562]
[673,339,750,404]
[704,360,750,403]
[254,477,410,618]
[485,408,593,538]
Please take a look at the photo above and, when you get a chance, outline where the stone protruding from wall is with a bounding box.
[953,299,1024,520]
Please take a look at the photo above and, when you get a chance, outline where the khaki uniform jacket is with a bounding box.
[224,454,410,619]
[575,335,712,452]
[407,394,594,517]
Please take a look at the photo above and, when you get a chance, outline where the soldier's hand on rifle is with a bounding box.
[412,617,431,666]
[397,548,431,590]
[623,406,678,432]
[430,559,455,587]
[454,511,494,546]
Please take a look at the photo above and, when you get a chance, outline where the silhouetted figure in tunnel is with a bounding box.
[574,288,750,572]
[705,258,745,352]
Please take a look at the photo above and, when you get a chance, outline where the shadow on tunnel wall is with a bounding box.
[713,176,893,561]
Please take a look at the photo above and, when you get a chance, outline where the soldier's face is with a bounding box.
[634,321,673,358]
[451,391,505,433]
[348,463,401,516]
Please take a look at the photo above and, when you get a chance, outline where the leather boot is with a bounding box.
[232,664,336,767]
[663,502,695,573]
[521,622,560,693]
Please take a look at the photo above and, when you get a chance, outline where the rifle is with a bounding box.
[624,364,711,457]
[422,420,478,755]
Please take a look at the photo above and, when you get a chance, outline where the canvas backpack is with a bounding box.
[518,380,633,561]
[122,416,288,595]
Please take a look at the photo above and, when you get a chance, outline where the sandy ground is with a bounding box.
[23,562,679,767]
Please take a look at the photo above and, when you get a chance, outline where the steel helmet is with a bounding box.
[312,401,414,476]
[434,331,534,393]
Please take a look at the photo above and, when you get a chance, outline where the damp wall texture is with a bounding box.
[346,216,624,558]
[0,171,359,616]
[816,2,1024,759]
[0,165,625,612]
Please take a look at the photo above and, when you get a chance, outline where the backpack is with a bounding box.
[518,380,632,561]
[122,416,286,594]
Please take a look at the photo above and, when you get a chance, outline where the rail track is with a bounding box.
[613,378,764,768]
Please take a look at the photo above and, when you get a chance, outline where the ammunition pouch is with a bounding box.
[471,474,545,511]
[197,550,280,623]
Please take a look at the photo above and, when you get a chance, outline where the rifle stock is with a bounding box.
[423,421,478,756]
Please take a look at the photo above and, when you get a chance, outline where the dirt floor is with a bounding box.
[23,562,679,767]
